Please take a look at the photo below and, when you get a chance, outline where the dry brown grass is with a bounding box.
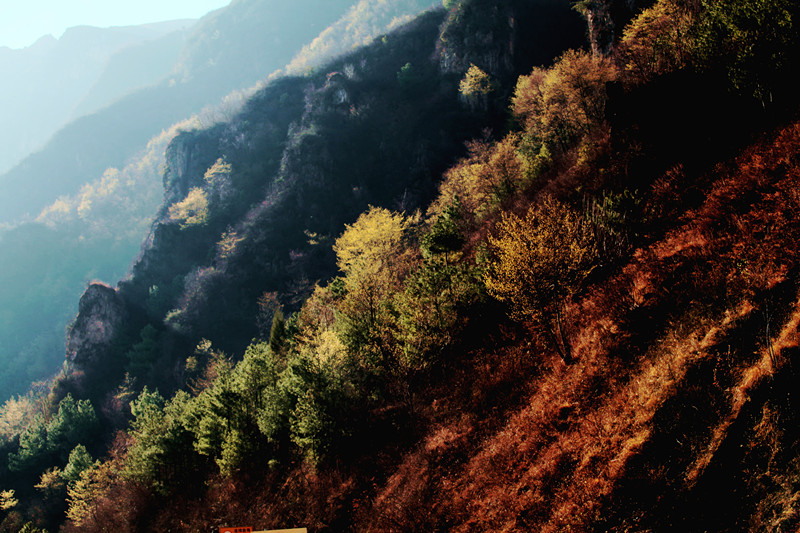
[363,121,800,531]
[687,296,800,487]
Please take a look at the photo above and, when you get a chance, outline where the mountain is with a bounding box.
[0,127,171,401]
[283,0,446,76]
[0,0,447,402]
[0,20,194,175]
[0,0,355,401]
[0,0,355,224]
[60,0,585,388]
[67,25,195,121]
[4,0,799,531]
[1,0,585,529]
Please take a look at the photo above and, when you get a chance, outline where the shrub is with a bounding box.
[512,50,617,151]
[484,196,597,361]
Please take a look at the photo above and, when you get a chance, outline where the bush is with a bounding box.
[484,196,597,361]
[617,0,694,85]
[512,50,617,151]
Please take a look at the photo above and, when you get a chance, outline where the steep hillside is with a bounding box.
[63,0,585,399]
[364,120,800,531]
[0,125,171,400]
[0,1,589,529]
[3,0,800,531]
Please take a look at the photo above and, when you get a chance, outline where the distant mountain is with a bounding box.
[0,20,194,175]
[0,0,442,401]
[0,0,354,224]
[282,0,441,76]
[68,25,195,120]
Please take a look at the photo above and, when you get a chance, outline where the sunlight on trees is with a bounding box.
[618,0,694,84]
[0,393,42,443]
[459,64,494,109]
[61,445,94,486]
[8,394,98,473]
[184,343,285,476]
[485,196,597,362]
[66,460,116,526]
[204,157,234,206]
[512,50,617,151]
[0,490,18,511]
[334,206,409,276]
[429,134,525,225]
[333,207,411,364]
[168,187,209,228]
[35,467,66,499]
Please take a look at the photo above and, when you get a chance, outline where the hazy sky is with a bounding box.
[0,0,233,49]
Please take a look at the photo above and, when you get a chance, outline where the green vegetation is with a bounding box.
[3,0,800,531]
[8,395,98,473]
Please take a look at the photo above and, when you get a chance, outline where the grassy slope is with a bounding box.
[131,110,800,533]
[361,121,800,532]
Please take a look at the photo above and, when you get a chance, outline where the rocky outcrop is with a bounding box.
[160,127,223,219]
[437,0,517,78]
[436,0,587,90]
[579,0,656,55]
[66,282,128,367]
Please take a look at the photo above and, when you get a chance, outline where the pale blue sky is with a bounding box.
[0,0,233,49]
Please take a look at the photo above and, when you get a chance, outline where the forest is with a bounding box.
[2,0,800,531]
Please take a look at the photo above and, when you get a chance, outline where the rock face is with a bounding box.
[160,128,223,219]
[581,0,656,55]
[436,0,587,90]
[66,282,128,367]
[437,0,517,78]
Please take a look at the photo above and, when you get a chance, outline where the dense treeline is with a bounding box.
[3,0,800,530]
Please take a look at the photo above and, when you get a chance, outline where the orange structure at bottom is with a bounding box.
[219,527,308,533]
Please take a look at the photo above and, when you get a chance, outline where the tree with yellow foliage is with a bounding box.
[617,0,694,85]
[459,64,495,110]
[484,196,596,362]
[333,206,411,366]
[512,50,617,151]
[168,187,209,228]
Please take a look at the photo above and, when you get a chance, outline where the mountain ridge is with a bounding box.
[3,0,800,531]
[0,0,450,402]
[0,19,196,175]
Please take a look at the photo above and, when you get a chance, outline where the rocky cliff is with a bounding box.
[65,282,127,368]
[437,0,587,87]
[578,0,656,55]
